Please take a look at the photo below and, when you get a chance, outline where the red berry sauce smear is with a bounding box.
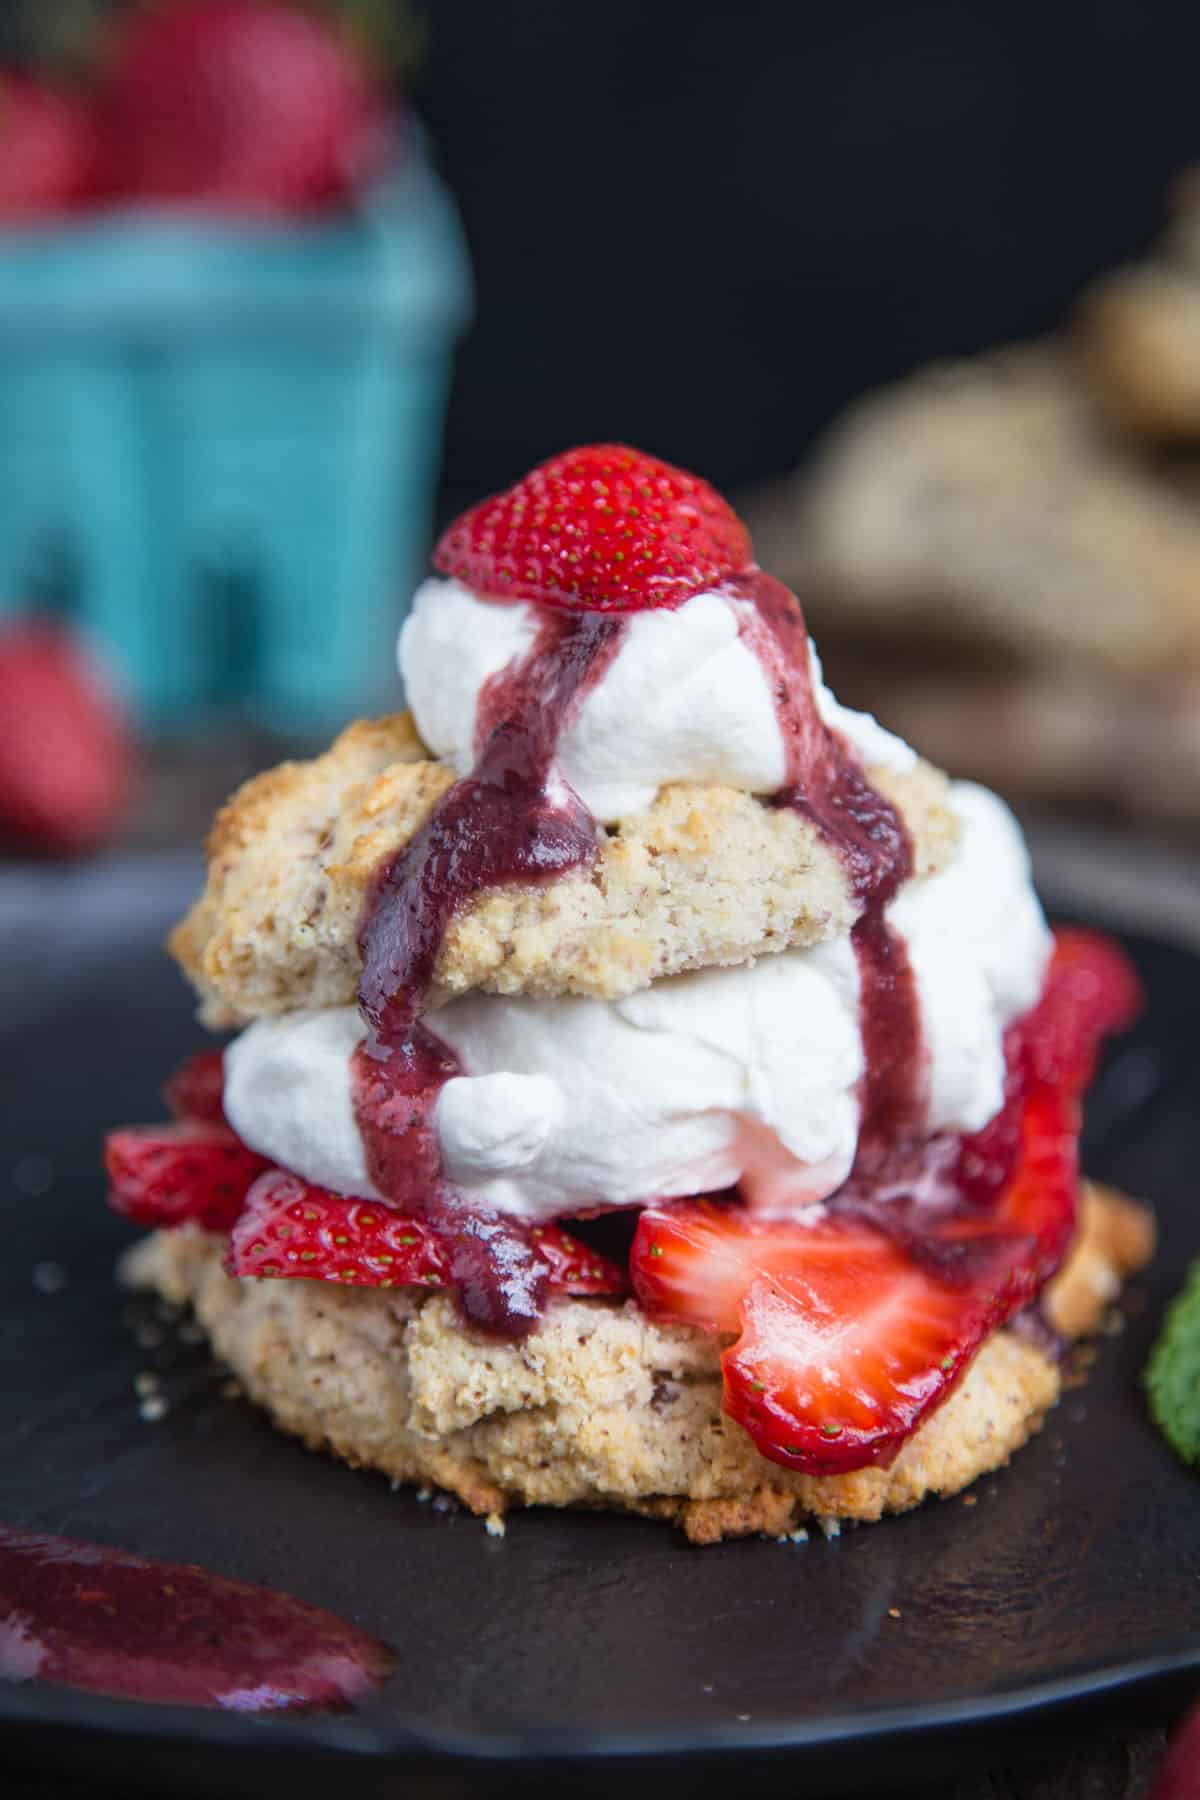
[354,608,626,1335]
[0,1524,395,1712]
[729,570,926,1174]
[354,524,949,1337]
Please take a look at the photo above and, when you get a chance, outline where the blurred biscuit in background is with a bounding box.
[744,197,1200,824]
[1079,166,1200,443]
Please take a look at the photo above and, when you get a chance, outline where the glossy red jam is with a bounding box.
[0,1524,394,1711]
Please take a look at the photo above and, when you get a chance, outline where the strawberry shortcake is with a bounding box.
[107,446,1154,1542]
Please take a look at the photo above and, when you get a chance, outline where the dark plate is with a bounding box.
[1,853,1198,1799]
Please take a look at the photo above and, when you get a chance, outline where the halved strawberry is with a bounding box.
[1017,927,1142,1099]
[163,1049,227,1126]
[633,1075,1080,1475]
[229,1171,628,1297]
[106,1124,271,1232]
[433,444,753,613]
[953,928,1140,1210]
[635,1199,992,1474]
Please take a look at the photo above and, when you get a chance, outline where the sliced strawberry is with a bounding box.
[433,444,753,613]
[727,1235,989,1476]
[633,1200,996,1474]
[229,1171,628,1297]
[106,1124,270,1232]
[163,1049,227,1126]
[633,1077,1080,1475]
[939,1085,1078,1283]
[1017,927,1142,1098]
[528,1222,629,1296]
[952,928,1139,1210]
[229,1171,448,1287]
[0,620,133,855]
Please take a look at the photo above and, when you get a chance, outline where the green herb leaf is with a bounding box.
[1145,1260,1200,1468]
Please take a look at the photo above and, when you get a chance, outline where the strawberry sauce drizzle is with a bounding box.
[0,1524,394,1712]
[354,610,625,1337]
[727,571,927,1170]
[355,571,930,1337]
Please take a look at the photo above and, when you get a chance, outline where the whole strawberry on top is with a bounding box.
[102,0,392,213]
[434,444,754,612]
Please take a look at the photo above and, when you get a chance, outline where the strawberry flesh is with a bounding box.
[228,1170,628,1298]
[955,926,1142,1211]
[163,1049,228,1126]
[106,1124,271,1233]
[434,444,752,613]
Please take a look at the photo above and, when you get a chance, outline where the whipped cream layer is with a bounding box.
[399,579,915,822]
[224,782,1050,1225]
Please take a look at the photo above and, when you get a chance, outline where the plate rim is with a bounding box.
[1,1634,1198,1766]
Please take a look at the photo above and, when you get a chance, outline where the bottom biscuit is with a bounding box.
[123,1183,1154,1544]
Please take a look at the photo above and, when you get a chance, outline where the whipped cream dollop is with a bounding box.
[224,782,1050,1225]
[399,579,915,822]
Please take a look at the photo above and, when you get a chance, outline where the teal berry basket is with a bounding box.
[0,137,472,734]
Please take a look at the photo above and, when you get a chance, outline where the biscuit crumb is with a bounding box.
[484,1512,507,1539]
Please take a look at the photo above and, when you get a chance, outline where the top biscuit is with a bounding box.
[171,712,958,1027]
[782,342,1200,679]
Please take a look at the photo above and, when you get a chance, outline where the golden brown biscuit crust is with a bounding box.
[169,712,957,1027]
[125,1182,1153,1545]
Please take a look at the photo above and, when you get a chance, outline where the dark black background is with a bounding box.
[413,0,1200,513]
